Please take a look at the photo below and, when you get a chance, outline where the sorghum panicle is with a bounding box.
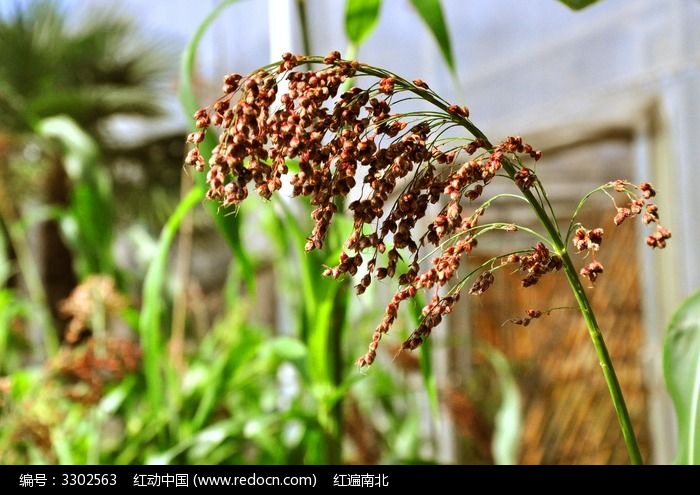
[186,52,670,366]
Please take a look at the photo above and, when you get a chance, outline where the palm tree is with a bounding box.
[0,0,173,334]
[0,0,166,133]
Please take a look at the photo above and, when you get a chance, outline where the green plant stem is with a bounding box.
[499,151,643,464]
[494,145,643,464]
[483,144,642,463]
[559,250,643,464]
[390,70,645,464]
[295,56,645,463]
[294,57,645,462]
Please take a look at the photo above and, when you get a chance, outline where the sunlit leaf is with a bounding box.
[345,0,383,46]
[266,336,308,362]
[409,0,455,74]
[97,376,136,416]
[664,290,700,464]
[483,345,522,465]
[36,116,114,276]
[558,0,600,10]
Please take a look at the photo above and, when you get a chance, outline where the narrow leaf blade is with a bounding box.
[664,290,700,464]
[35,116,114,275]
[558,0,600,10]
[409,0,455,74]
[484,346,522,465]
[178,0,240,118]
[344,0,382,46]
[139,188,202,407]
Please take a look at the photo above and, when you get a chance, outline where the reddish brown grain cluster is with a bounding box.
[509,308,544,327]
[59,275,126,343]
[504,242,564,288]
[573,180,670,283]
[186,52,669,366]
[53,275,140,403]
[53,338,141,404]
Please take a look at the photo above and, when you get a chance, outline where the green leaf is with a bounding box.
[0,289,27,374]
[35,116,114,275]
[191,322,261,430]
[139,188,203,408]
[266,336,308,362]
[409,0,455,74]
[558,0,600,10]
[664,290,700,464]
[344,0,383,46]
[484,346,522,465]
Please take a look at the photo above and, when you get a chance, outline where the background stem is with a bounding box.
[295,0,312,58]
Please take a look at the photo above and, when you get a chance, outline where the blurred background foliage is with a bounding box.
[0,0,521,465]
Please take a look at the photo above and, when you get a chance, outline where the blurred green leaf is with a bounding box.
[265,197,351,463]
[139,188,202,408]
[345,0,383,46]
[418,340,439,416]
[484,346,522,465]
[266,336,308,362]
[191,322,261,430]
[189,421,239,460]
[0,219,19,373]
[179,0,239,119]
[53,430,76,465]
[7,368,41,400]
[276,202,321,323]
[0,289,27,373]
[0,224,12,287]
[35,116,114,276]
[409,0,455,74]
[558,0,600,10]
[98,376,136,416]
[664,290,700,464]
[412,301,438,417]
